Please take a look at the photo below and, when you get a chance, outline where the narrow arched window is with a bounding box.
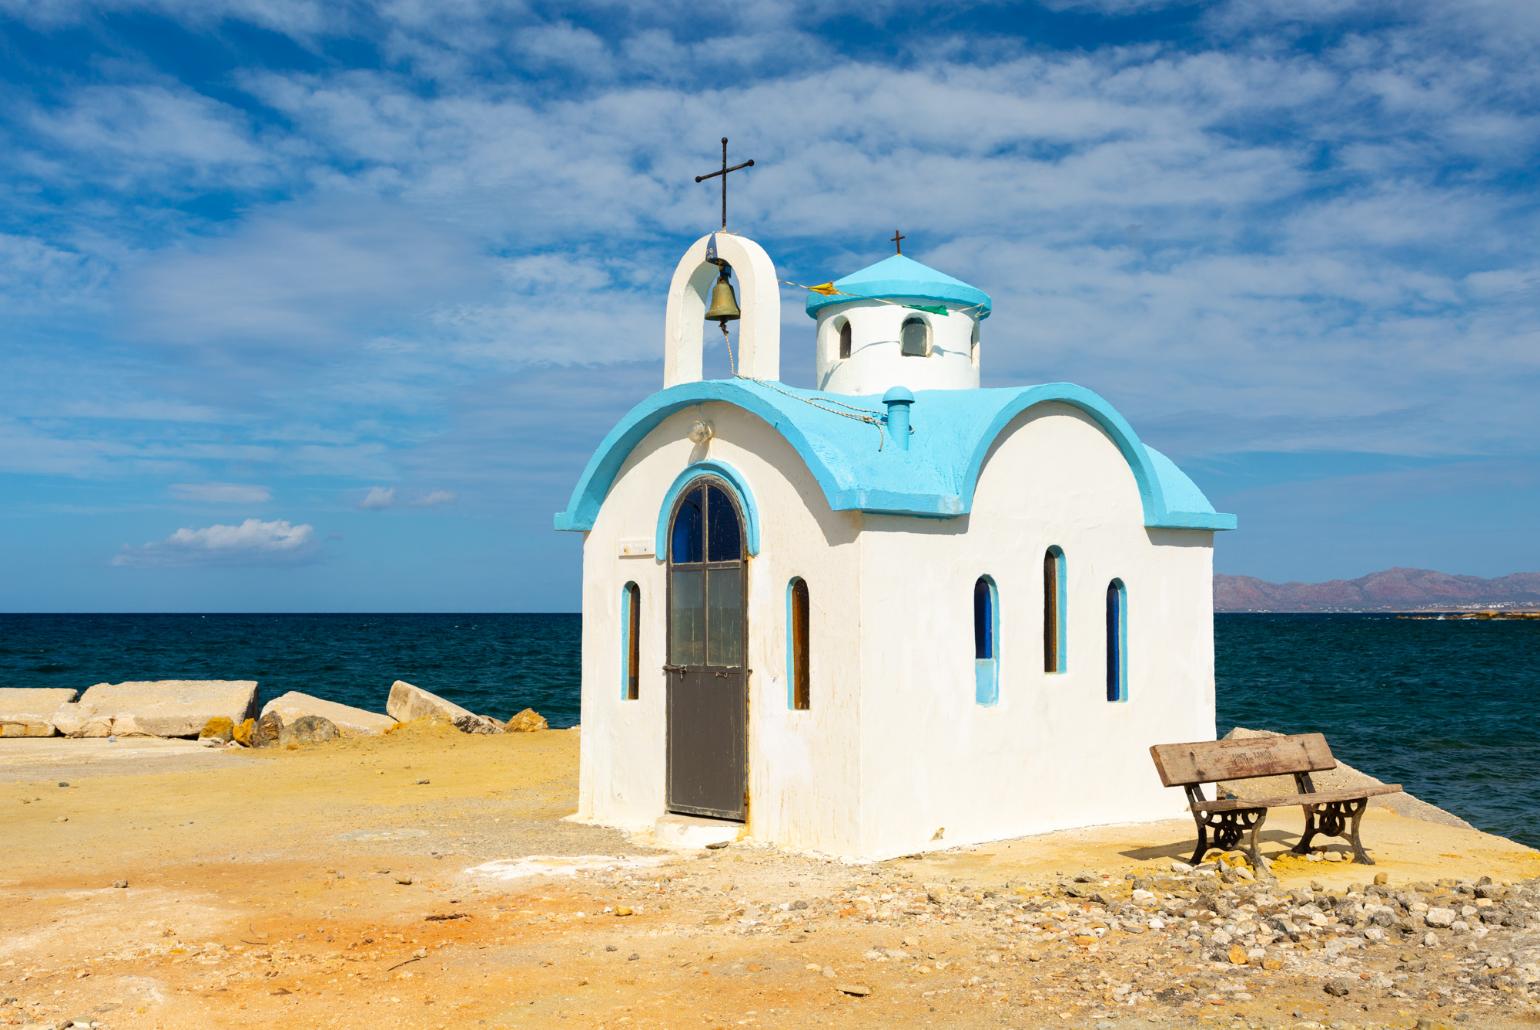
[1106,579,1127,703]
[900,316,930,357]
[974,576,999,705]
[838,319,852,360]
[621,582,641,700]
[1043,546,1066,673]
[788,577,810,710]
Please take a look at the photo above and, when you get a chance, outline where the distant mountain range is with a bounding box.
[1215,567,1540,613]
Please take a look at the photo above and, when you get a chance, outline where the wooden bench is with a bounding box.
[1150,733,1402,873]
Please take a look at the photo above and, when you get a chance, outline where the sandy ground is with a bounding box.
[2,726,1538,1029]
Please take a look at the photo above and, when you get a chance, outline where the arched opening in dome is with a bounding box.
[900,316,931,357]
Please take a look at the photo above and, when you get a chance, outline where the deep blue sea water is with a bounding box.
[1,613,1535,846]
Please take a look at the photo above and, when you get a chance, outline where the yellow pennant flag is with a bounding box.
[808,282,840,296]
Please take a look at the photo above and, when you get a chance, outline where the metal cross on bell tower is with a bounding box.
[891,229,905,254]
[694,137,755,231]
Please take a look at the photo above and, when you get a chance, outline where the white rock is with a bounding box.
[386,680,501,734]
[0,688,78,736]
[55,681,257,738]
[1425,907,1457,929]
[51,702,115,738]
[260,691,397,736]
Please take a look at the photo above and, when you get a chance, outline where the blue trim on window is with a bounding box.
[1047,545,1067,674]
[620,581,638,700]
[974,575,999,706]
[1106,578,1128,703]
[553,380,1234,535]
[653,460,760,560]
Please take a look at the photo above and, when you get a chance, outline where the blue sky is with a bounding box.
[2,0,1537,612]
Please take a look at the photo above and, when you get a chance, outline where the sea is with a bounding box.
[1,613,1535,847]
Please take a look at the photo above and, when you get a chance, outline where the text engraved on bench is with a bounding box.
[1150,733,1335,787]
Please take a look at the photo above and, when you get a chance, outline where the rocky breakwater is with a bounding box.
[234,682,550,750]
[387,680,504,734]
[0,688,79,737]
[49,680,257,738]
[1,677,549,751]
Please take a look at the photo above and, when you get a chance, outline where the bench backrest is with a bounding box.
[1150,733,1336,787]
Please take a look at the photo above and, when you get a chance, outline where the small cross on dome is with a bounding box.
[890,229,905,255]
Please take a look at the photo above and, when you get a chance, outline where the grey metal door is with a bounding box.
[665,479,747,821]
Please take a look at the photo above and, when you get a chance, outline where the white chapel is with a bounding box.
[556,223,1236,860]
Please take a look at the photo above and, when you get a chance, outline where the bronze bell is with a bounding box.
[704,265,741,324]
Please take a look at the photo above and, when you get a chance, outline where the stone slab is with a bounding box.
[0,688,78,737]
[387,680,501,734]
[55,680,258,739]
[260,691,397,736]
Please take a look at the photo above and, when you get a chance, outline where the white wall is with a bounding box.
[853,402,1215,858]
[575,404,868,854]
[814,300,980,394]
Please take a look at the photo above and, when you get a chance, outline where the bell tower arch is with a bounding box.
[663,232,781,387]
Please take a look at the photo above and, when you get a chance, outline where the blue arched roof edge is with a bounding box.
[553,379,1235,534]
[653,460,761,559]
[552,380,862,533]
[956,383,1237,532]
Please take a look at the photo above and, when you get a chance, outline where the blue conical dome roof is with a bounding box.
[804,253,992,319]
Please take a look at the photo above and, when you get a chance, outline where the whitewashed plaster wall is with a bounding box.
[575,403,868,855]
[854,402,1215,858]
[814,300,980,394]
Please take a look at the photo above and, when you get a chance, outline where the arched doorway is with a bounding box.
[665,476,748,820]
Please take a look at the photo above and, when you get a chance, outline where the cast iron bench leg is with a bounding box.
[1291,806,1319,856]
[1293,798,1374,864]
[1188,816,1209,868]
[1345,798,1373,865]
[1192,807,1268,872]
[1244,809,1270,876]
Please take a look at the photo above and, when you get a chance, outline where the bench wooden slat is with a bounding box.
[1150,733,1336,787]
[1192,784,1403,814]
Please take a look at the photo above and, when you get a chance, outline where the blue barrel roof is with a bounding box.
[804,254,993,319]
[555,379,1234,533]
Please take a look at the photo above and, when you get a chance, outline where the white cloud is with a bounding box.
[359,485,397,509]
[112,518,316,567]
[359,485,457,508]
[168,482,272,503]
[27,84,279,191]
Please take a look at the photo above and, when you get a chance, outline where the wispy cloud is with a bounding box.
[358,485,457,509]
[168,482,272,503]
[359,486,396,510]
[112,518,317,567]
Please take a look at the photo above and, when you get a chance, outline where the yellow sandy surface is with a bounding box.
[2,725,1537,1028]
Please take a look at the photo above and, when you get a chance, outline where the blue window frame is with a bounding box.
[1106,578,1127,703]
[974,576,999,705]
[621,582,640,700]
